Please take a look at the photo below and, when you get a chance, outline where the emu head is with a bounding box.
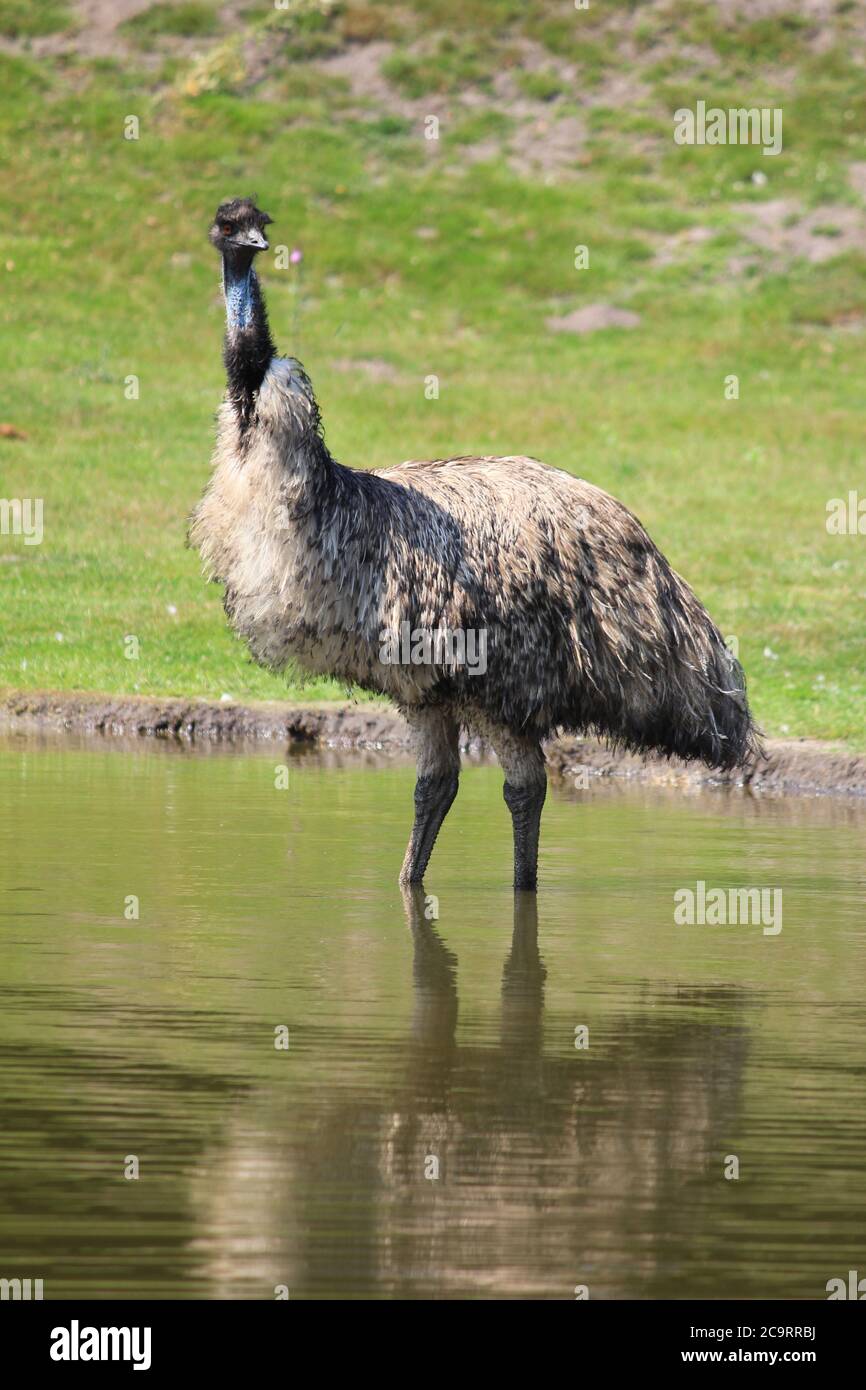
[209,197,272,273]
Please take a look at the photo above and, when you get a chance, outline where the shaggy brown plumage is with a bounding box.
[190,199,762,889]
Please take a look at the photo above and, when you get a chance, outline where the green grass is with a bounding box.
[122,2,222,42]
[382,36,497,97]
[0,2,865,747]
[0,0,72,38]
[516,69,566,103]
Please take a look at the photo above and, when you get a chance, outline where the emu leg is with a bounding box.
[503,781,547,890]
[399,710,460,886]
[492,732,547,891]
[399,773,459,884]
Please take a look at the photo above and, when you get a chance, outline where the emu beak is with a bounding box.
[238,228,269,252]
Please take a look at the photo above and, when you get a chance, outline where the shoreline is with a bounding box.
[2,689,865,799]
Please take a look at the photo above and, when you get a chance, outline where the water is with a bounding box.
[1,732,864,1300]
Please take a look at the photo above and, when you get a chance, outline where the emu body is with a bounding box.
[190,199,761,889]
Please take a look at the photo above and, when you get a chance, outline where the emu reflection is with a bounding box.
[190,893,751,1297]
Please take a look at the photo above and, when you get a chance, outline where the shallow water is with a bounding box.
[0,732,864,1300]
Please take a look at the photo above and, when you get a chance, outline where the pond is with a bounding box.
[1,733,864,1299]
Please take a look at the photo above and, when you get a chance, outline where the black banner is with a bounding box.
[2,1299,861,1375]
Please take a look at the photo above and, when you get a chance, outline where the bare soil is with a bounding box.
[546,304,642,334]
[732,198,866,268]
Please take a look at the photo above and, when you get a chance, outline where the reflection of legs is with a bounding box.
[501,890,546,1059]
[490,729,547,891]
[399,708,460,885]
[400,884,459,1050]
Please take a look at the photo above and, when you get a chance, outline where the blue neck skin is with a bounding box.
[223,257,254,331]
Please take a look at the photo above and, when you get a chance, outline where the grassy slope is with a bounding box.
[0,0,864,743]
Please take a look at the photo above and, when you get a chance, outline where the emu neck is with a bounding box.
[223,259,254,332]
[221,254,276,428]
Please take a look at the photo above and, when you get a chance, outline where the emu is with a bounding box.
[190,198,761,890]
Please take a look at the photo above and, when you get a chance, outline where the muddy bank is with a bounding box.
[0,690,411,749]
[2,689,865,798]
[546,734,866,799]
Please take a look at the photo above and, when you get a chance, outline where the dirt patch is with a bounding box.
[4,0,152,59]
[732,198,866,267]
[546,304,642,334]
[505,113,587,180]
[0,0,257,64]
[68,0,151,47]
[317,36,592,180]
[316,39,396,109]
[3,691,865,799]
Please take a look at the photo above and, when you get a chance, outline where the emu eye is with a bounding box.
[221,223,233,236]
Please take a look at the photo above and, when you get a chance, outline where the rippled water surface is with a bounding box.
[1,733,864,1299]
